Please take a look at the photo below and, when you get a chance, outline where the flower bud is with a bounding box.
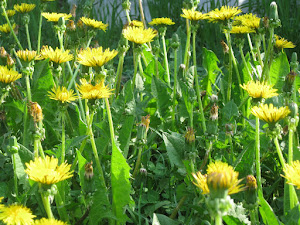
[84,161,94,180]
[244,175,258,208]
[270,2,279,21]
[289,102,298,118]
[184,127,196,144]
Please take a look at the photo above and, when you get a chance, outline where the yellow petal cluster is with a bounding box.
[37,46,74,64]
[2,10,16,17]
[192,161,245,195]
[0,204,36,225]
[48,86,78,103]
[0,23,16,33]
[0,66,22,84]
[42,12,72,22]
[283,160,300,189]
[275,35,296,49]
[129,20,144,28]
[33,218,68,225]
[149,17,175,26]
[240,80,278,99]
[123,26,157,44]
[76,78,113,100]
[208,6,242,23]
[14,3,36,13]
[77,47,118,68]
[16,49,37,62]
[230,26,255,34]
[234,13,260,29]
[251,104,290,123]
[25,156,73,185]
[80,17,108,31]
[181,9,208,21]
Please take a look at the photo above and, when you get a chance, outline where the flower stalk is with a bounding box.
[255,117,262,193]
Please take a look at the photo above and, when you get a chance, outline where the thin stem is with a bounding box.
[114,52,125,98]
[132,48,140,89]
[200,141,213,171]
[105,98,115,142]
[247,33,256,61]
[60,111,66,164]
[25,75,32,102]
[172,48,178,129]
[255,117,262,193]
[183,19,191,74]
[250,209,258,225]
[169,195,187,219]
[12,153,18,198]
[25,23,32,50]
[54,189,70,223]
[225,32,233,102]
[34,135,39,158]
[40,191,54,219]
[229,135,234,164]
[215,213,222,225]
[1,6,23,50]
[288,129,293,164]
[138,182,143,225]
[161,34,170,85]
[261,28,274,81]
[70,137,88,171]
[132,148,142,178]
[239,44,252,78]
[274,137,286,169]
[138,0,147,28]
[37,12,43,54]
[192,30,206,133]
[38,141,45,159]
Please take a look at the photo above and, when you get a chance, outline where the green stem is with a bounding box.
[132,148,142,178]
[274,137,286,169]
[247,33,256,61]
[288,129,297,209]
[125,10,131,23]
[161,34,170,85]
[1,6,23,50]
[200,141,213,171]
[155,55,159,78]
[229,135,234,164]
[38,141,45,159]
[138,182,143,225]
[114,52,125,98]
[25,23,32,50]
[37,12,43,54]
[12,153,18,198]
[250,209,257,225]
[172,48,178,129]
[169,195,187,219]
[70,137,88,171]
[215,213,222,225]
[40,191,54,219]
[225,32,233,102]
[239,44,251,78]
[54,189,70,223]
[34,135,39,158]
[192,30,206,133]
[255,117,262,193]
[105,98,115,142]
[183,19,191,73]
[288,129,293,164]
[61,111,66,164]
[25,74,32,102]
[132,48,140,89]
[262,28,274,81]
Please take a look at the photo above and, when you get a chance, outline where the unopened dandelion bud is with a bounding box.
[291,52,299,70]
[246,175,257,190]
[29,101,43,123]
[210,103,219,121]
[289,102,298,118]
[179,64,186,70]
[184,127,196,144]
[171,33,180,50]
[122,0,131,11]
[244,175,258,208]
[84,161,94,180]
[270,2,279,21]
[22,14,30,25]
[140,115,150,132]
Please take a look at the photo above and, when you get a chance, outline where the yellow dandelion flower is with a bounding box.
[129,20,144,28]
[36,46,73,64]
[251,103,290,124]
[76,78,113,100]
[2,10,16,17]
[25,156,73,185]
[208,6,242,23]
[48,86,78,103]
[77,47,118,68]
[234,13,260,29]
[14,3,36,13]
[0,204,36,225]
[80,17,108,31]
[0,66,22,84]
[192,161,245,195]
[33,218,68,225]
[283,160,300,189]
[230,26,255,34]
[42,12,72,22]
[180,9,208,21]
[149,17,175,26]
[275,35,296,49]
[0,23,16,33]
[16,49,37,62]
[123,26,157,44]
[240,80,278,99]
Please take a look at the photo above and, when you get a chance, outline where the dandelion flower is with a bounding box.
[123,26,157,44]
[192,161,245,196]
[180,9,208,21]
[42,12,72,22]
[240,80,278,99]
[14,3,36,13]
[0,66,22,84]
[283,161,300,189]
[36,46,73,64]
[25,156,73,185]
[234,13,260,30]
[230,26,255,34]
[48,86,78,103]
[80,17,108,31]
[149,17,175,26]
[33,218,68,225]
[0,204,36,225]
[77,47,118,68]
[208,6,242,23]
[251,104,290,124]
[0,23,16,33]
[16,49,37,63]
[275,35,296,49]
[129,20,144,28]
[2,10,16,17]
[76,78,113,100]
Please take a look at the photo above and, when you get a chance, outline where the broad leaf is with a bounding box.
[270,52,290,91]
